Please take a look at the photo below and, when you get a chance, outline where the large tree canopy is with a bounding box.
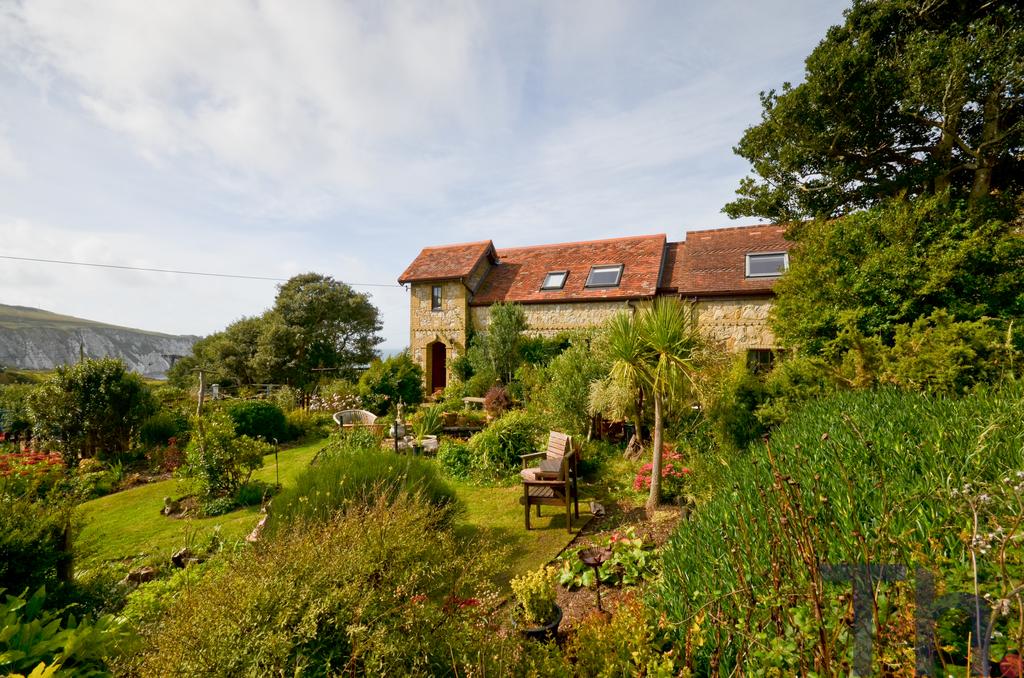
[726,0,1024,221]
[169,273,383,391]
[771,196,1024,355]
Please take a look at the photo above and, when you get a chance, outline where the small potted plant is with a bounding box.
[510,565,562,641]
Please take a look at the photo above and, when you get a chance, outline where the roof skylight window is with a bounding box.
[585,264,623,288]
[541,271,568,290]
[745,252,788,278]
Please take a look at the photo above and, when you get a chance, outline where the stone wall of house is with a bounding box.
[408,281,469,385]
[469,300,633,337]
[691,296,777,351]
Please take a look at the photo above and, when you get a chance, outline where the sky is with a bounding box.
[0,0,849,349]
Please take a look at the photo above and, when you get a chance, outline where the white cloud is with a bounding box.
[0,0,851,347]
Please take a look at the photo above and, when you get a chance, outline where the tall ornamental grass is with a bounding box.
[269,439,459,529]
[656,386,1024,674]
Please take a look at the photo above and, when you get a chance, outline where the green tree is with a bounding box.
[28,358,156,465]
[471,302,528,385]
[606,299,703,511]
[261,273,383,389]
[541,335,607,436]
[0,384,35,439]
[357,353,424,415]
[726,0,1024,221]
[168,274,384,393]
[771,196,1024,355]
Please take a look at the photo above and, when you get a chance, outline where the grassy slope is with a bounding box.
[76,440,325,567]
[76,441,589,586]
[0,304,185,336]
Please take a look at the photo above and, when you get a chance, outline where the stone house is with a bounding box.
[398,224,791,392]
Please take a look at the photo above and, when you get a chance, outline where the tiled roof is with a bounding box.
[658,241,686,292]
[675,224,791,296]
[471,234,666,305]
[398,240,496,284]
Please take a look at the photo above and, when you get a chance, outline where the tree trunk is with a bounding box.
[634,389,645,445]
[932,110,960,197]
[646,393,663,513]
[970,87,1002,205]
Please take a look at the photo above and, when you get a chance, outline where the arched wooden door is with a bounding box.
[430,341,447,393]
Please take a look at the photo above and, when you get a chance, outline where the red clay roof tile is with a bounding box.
[676,224,791,296]
[471,234,666,305]
[398,241,496,284]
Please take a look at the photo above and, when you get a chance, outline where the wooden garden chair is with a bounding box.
[519,431,580,533]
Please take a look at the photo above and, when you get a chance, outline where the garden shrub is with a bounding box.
[270,443,458,528]
[0,587,129,677]
[28,358,156,465]
[632,445,690,502]
[510,565,559,627]
[655,387,1024,673]
[705,357,767,451]
[225,400,288,442]
[539,337,606,436]
[181,412,269,498]
[565,594,677,678]
[0,384,35,440]
[284,409,334,440]
[520,332,571,366]
[357,353,424,415]
[437,439,473,480]
[234,479,274,507]
[466,409,543,476]
[138,410,189,447]
[463,370,496,397]
[884,310,1018,394]
[309,379,360,413]
[0,494,74,597]
[127,495,562,677]
[483,385,511,417]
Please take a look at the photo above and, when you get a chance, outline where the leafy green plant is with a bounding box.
[138,411,189,448]
[437,439,473,480]
[510,566,559,627]
[0,587,129,677]
[565,594,677,678]
[466,409,543,476]
[224,400,288,442]
[557,528,660,590]
[411,405,443,441]
[357,353,424,415]
[181,412,269,498]
[0,494,74,595]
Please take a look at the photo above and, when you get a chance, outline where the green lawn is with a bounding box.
[76,440,326,568]
[75,441,591,586]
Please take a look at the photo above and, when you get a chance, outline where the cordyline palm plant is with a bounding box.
[605,298,703,512]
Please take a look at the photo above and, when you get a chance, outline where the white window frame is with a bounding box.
[745,252,789,278]
[585,264,624,288]
[541,270,568,291]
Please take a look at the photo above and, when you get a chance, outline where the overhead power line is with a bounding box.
[0,254,401,288]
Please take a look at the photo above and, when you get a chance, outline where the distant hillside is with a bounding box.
[0,304,198,379]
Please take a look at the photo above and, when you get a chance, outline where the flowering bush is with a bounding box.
[633,445,691,500]
[0,450,65,496]
[308,391,361,413]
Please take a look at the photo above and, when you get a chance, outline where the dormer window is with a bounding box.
[541,271,568,290]
[585,264,623,288]
[745,252,788,278]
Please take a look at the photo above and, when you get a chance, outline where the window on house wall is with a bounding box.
[745,252,788,278]
[431,285,442,310]
[541,271,568,290]
[746,348,781,374]
[585,264,624,288]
